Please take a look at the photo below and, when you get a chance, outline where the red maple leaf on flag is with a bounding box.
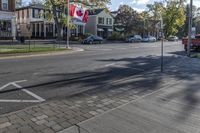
[76,10,83,17]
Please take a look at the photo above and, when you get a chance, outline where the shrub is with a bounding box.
[107,32,125,41]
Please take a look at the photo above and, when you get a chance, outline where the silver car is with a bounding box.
[126,35,142,43]
[142,36,156,42]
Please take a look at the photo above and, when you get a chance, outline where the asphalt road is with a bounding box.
[0,41,184,114]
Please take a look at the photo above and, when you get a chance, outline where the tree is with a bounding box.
[114,5,142,35]
[181,4,198,37]
[162,0,186,37]
[140,11,150,37]
[146,2,164,37]
[43,0,110,40]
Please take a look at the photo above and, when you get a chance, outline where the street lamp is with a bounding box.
[187,0,193,57]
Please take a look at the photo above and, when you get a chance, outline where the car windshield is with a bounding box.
[87,36,94,39]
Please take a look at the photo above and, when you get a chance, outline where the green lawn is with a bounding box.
[191,53,200,59]
[0,44,68,54]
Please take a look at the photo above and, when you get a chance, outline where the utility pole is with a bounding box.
[187,0,193,56]
[66,0,70,49]
[161,16,164,72]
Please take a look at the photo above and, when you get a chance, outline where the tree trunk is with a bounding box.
[50,0,63,41]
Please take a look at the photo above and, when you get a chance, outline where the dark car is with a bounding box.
[125,35,142,43]
[82,35,103,44]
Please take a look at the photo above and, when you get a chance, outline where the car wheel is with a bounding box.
[131,40,134,43]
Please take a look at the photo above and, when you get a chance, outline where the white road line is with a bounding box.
[105,63,116,67]
[0,80,45,103]
[89,48,112,51]
[14,80,27,84]
[0,84,11,91]
[22,89,45,102]
[0,100,42,103]
[114,64,145,71]
[0,80,27,91]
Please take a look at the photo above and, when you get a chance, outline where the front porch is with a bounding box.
[0,11,16,39]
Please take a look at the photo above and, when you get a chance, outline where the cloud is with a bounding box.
[130,0,149,5]
[132,7,145,12]
[120,1,124,5]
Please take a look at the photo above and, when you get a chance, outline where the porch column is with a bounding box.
[53,23,55,37]
[61,27,63,38]
[39,23,41,37]
[83,25,85,35]
[11,17,16,39]
[76,25,78,36]
[44,22,46,38]
[35,23,37,37]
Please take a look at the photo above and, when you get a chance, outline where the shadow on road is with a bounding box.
[1,49,200,121]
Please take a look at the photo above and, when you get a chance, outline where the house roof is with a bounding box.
[88,9,104,15]
[15,4,45,11]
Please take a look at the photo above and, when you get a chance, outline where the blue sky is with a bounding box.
[109,0,160,11]
[109,0,200,12]
[24,0,200,12]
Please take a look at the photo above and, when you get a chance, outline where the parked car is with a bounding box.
[125,35,142,43]
[82,35,103,44]
[168,36,179,41]
[142,36,156,42]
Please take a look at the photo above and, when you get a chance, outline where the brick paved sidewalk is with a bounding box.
[0,56,199,133]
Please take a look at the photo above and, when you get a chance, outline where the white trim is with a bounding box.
[97,28,103,31]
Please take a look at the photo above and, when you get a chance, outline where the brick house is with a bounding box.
[0,0,16,39]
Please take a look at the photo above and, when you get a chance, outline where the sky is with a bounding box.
[109,0,200,12]
[24,0,200,12]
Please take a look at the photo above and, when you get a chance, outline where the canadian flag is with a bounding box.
[70,5,89,23]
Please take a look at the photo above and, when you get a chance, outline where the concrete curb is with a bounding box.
[0,47,84,60]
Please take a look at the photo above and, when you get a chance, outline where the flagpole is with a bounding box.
[67,0,70,49]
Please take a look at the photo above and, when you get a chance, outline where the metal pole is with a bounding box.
[161,16,164,72]
[66,0,70,49]
[187,0,193,57]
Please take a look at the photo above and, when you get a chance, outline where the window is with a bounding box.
[106,18,112,25]
[2,0,8,10]
[18,11,20,19]
[32,9,39,18]
[109,18,112,25]
[27,9,29,18]
[98,17,104,24]
[106,18,109,25]
[22,10,24,18]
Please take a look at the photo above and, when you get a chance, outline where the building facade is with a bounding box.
[15,4,86,39]
[0,0,16,39]
[85,9,114,38]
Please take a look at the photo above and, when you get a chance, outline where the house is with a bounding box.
[15,4,86,39]
[85,9,114,38]
[0,0,16,39]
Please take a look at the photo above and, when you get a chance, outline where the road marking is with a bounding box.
[0,99,42,103]
[105,63,116,67]
[0,80,27,91]
[0,80,45,103]
[113,64,145,71]
[22,89,45,102]
[88,48,112,51]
